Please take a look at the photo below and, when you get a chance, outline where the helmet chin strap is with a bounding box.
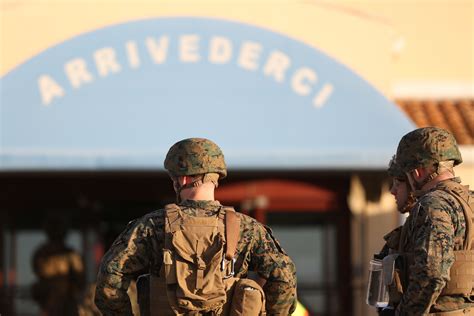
[407,168,439,197]
[407,171,426,199]
[400,191,416,214]
[174,180,199,203]
[173,180,183,204]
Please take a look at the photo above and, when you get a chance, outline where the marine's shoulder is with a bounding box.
[414,183,466,224]
[235,211,269,234]
[418,188,458,210]
[236,211,259,225]
[141,208,166,222]
[121,209,166,236]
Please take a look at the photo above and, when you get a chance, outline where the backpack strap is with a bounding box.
[224,207,241,260]
[164,203,181,226]
[163,204,181,250]
[435,184,474,250]
[447,187,474,250]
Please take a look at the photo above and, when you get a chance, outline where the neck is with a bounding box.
[179,183,215,201]
[421,171,454,192]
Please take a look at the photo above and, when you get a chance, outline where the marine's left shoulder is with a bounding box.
[415,184,467,224]
[419,183,463,209]
[234,211,259,227]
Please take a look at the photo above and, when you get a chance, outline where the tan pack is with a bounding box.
[146,204,266,315]
[439,184,474,297]
[144,204,266,315]
[163,204,228,313]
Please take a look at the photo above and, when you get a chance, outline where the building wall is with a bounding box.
[1,0,472,98]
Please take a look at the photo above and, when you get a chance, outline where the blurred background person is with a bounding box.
[31,214,86,316]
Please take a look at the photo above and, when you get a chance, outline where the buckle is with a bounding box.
[221,257,236,279]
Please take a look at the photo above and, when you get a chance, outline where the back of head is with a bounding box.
[395,127,462,173]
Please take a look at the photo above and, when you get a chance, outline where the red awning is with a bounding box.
[216,179,339,212]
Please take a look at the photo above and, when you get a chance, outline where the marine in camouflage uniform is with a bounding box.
[378,155,414,262]
[376,156,416,315]
[95,138,297,315]
[393,127,474,315]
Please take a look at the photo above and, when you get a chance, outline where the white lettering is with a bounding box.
[126,41,140,69]
[263,51,290,83]
[37,36,336,110]
[38,75,65,106]
[180,35,200,62]
[291,67,317,96]
[313,84,334,108]
[94,47,122,77]
[238,41,262,71]
[209,36,232,64]
[146,36,169,64]
[64,58,94,88]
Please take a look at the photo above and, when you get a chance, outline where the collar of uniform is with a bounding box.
[415,177,462,197]
[433,177,461,189]
[179,199,222,210]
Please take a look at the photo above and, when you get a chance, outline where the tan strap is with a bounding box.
[428,308,473,316]
[225,208,240,260]
[164,204,181,249]
[445,187,474,250]
[195,240,205,290]
[164,204,181,231]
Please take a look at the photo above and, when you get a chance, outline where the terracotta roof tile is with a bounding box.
[396,99,474,145]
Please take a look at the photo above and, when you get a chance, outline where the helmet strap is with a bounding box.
[407,169,427,193]
[172,178,184,203]
[173,174,219,203]
[203,173,219,188]
[400,191,416,214]
[174,177,200,203]
[175,189,182,204]
[407,166,439,196]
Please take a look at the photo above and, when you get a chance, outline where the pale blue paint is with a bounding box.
[0,17,415,170]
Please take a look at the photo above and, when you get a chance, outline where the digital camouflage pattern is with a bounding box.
[388,155,407,180]
[95,200,297,316]
[164,138,227,178]
[396,178,474,315]
[395,127,463,173]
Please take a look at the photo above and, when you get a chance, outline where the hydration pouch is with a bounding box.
[366,258,389,308]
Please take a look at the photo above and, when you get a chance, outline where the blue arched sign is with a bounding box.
[0,17,414,170]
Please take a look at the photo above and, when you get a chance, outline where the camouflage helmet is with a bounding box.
[164,138,227,178]
[387,155,406,179]
[395,127,462,172]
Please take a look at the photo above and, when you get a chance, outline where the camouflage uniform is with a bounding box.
[95,138,297,315]
[376,156,414,315]
[379,155,413,256]
[95,200,297,315]
[396,178,473,315]
[379,155,411,259]
[392,127,474,315]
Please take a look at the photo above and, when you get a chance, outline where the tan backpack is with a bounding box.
[438,184,474,297]
[148,204,266,316]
